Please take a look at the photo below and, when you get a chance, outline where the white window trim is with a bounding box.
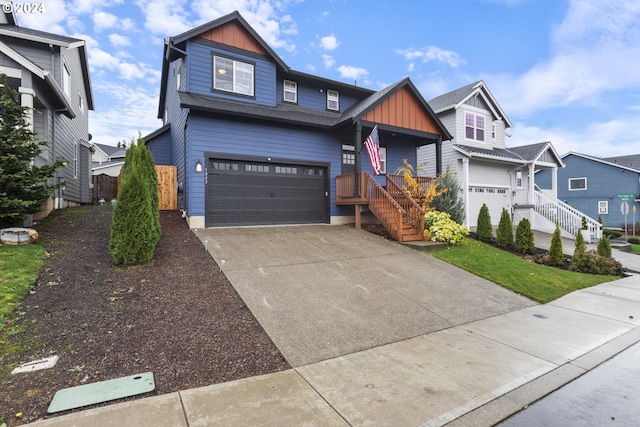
[568,177,587,191]
[379,146,387,174]
[213,55,254,96]
[283,80,297,103]
[327,89,339,111]
[63,64,71,98]
[598,200,608,215]
[464,111,486,142]
[516,170,523,188]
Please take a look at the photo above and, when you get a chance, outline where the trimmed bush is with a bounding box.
[424,211,469,245]
[514,218,535,254]
[575,228,584,249]
[597,235,612,258]
[570,248,623,276]
[109,140,160,265]
[548,223,565,266]
[496,208,514,249]
[603,229,623,239]
[581,216,588,230]
[476,203,493,243]
[628,237,640,244]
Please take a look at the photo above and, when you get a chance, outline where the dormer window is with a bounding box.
[213,55,254,96]
[283,80,297,103]
[327,89,339,111]
[465,112,485,142]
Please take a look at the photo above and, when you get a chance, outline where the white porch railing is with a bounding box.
[533,189,602,241]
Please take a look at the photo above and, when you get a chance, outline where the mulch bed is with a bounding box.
[0,206,289,426]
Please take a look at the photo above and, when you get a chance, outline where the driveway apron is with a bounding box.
[197,225,536,367]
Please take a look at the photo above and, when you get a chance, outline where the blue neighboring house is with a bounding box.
[537,152,640,228]
[0,9,94,221]
[146,11,451,240]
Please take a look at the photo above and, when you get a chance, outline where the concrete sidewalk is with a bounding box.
[34,227,640,427]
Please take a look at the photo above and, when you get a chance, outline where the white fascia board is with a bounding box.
[0,40,44,78]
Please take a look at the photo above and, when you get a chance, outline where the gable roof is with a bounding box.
[0,24,94,111]
[93,143,125,158]
[509,141,564,167]
[428,80,512,128]
[563,152,640,174]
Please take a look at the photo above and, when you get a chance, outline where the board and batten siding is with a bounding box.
[187,40,276,107]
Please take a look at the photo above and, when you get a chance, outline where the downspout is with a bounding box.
[435,135,442,176]
[354,121,362,198]
[462,157,470,227]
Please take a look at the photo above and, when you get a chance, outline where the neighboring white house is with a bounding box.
[91,142,125,177]
[418,80,601,241]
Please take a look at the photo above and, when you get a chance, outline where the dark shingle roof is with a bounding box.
[508,142,550,161]
[428,81,480,112]
[603,154,640,170]
[179,91,342,128]
[0,25,82,45]
[94,143,125,157]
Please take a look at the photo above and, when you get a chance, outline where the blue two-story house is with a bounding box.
[147,11,451,241]
[537,152,640,229]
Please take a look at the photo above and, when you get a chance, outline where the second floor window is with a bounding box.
[213,56,254,96]
[327,89,339,111]
[63,64,71,98]
[465,112,485,142]
[283,80,297,103]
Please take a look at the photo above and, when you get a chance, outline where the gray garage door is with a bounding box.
[206,159,328,227]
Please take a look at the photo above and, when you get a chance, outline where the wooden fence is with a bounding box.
[92,165,177,211]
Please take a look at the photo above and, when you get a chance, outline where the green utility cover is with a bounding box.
[47,372,155,414]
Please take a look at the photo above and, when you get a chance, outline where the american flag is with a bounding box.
[364,125,381,175]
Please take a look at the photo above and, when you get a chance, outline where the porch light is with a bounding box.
[195,160,203,172]
[218,68,226,74]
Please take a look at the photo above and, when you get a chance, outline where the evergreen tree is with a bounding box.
[0,75,65,227]
[109,137,160,265]
[597,235,612,258]
[575,228,584,249]
[514,218,535,254]
[496,208,514,249]
[429,170,465,224]
[476,203,493,242]
[548,223,565,266]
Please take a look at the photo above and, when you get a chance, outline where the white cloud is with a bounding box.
[93,11,118,32]
[135,0,191,36]
[321,54,335,69]
[396,46,466,68]
[89,83,161,146]
[16,0,67,33]
[319,35,339,51]
[337,65,368,82]
[109,33,131,48]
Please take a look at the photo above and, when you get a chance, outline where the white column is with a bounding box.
[551,166,558,199]
[528,162,535,204]
[18,87,35,131]
[462,157,470,227]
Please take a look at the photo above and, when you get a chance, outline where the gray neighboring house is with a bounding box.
[92,143,125,177]
[418,80,601,241]
[0,9,94,220]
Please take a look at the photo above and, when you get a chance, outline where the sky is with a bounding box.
[13,0,640,158]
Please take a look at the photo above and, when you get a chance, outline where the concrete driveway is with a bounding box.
[198,225,536,367]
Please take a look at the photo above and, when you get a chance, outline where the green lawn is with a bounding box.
[0,243,47,330]
[430,238,620,303]
[631,244,640,255]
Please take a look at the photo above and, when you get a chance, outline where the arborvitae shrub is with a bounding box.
[575,228,584,249]
[109,140,160,265]
[514,218,535,254]
[597,235,612,258]
[548,223,565,266]
[476,204,493,242]
[496,208,514,249]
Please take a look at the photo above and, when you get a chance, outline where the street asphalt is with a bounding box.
[32,226,640,426]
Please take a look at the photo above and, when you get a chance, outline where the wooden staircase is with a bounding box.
[336,172,431,242]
